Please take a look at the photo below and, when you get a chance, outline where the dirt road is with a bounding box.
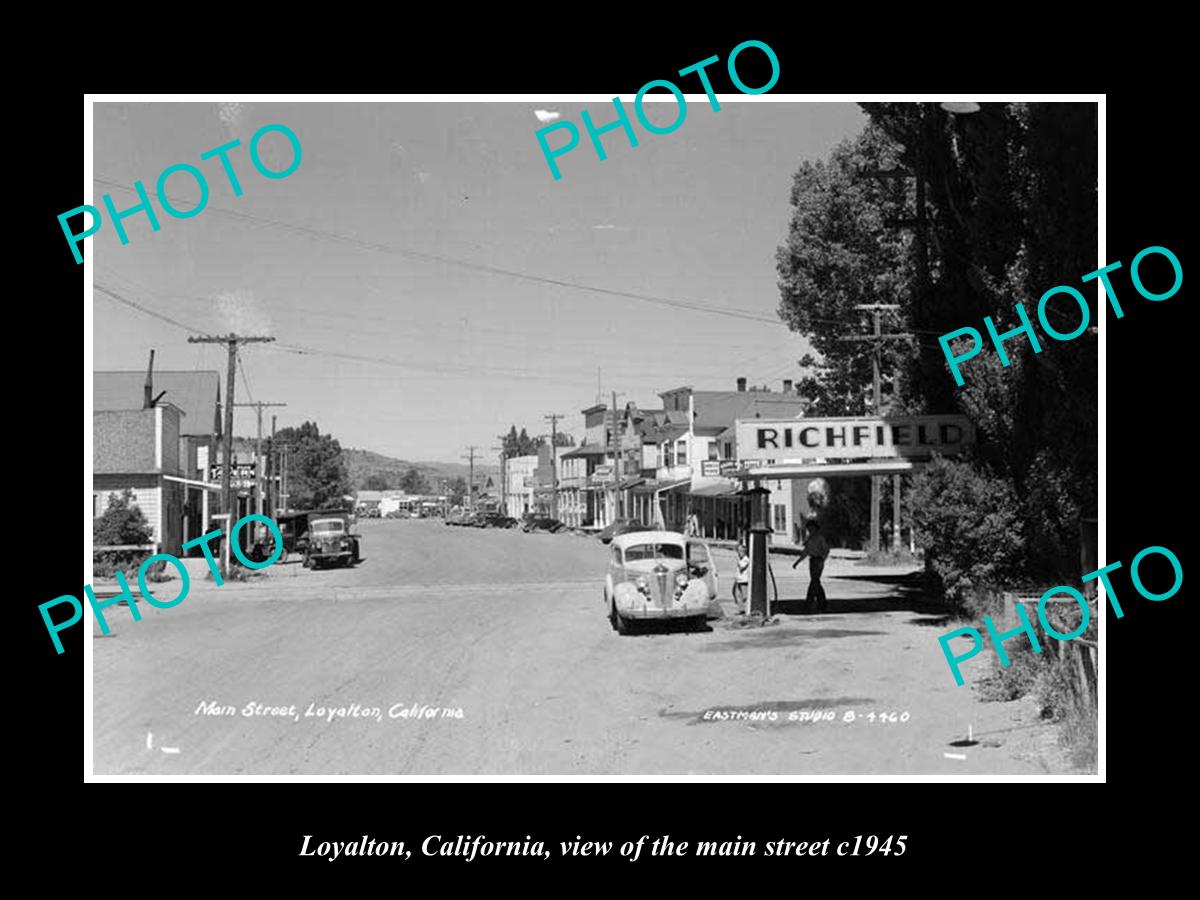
[92,519,1068,774]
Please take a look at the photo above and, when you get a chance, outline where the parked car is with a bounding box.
[303,514,361,569]
[597,517,654,545]
[481,513,519,529]
[523,516,567,534]
[603,531,719,634]
[272,511,310,557]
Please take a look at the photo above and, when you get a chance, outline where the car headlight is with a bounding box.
[675,572,689,588]
[635,576,649,593]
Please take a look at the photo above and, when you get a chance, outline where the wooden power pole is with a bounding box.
[462,446,479,512]
[836,306,910,553]
[234,401,287,517]
[493,436,508,517]
[544,413,563,520]
[187,333,275,574]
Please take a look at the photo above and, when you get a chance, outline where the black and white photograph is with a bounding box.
[82,95,1101,778]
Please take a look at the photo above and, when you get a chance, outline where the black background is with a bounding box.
[22,24,1188,887]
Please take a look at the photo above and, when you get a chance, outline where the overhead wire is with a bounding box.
[93,176,789,328]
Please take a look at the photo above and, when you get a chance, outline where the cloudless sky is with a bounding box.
[91,100,866,461]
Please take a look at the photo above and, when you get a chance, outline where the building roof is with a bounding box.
[562,443,610,458]
[94,370,222,438]
[691,391,807,429]
[640,424,689,444]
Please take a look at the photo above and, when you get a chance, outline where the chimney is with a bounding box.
[143,349,156,408]
[736,377,747,392]
[783,379,793,394]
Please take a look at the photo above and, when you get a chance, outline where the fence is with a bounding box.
[1002,592,1098,714]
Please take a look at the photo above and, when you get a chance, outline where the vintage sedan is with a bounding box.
[604,531,719,634]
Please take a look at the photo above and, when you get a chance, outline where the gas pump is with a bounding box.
[746,483,771,617]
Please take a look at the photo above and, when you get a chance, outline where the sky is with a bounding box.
[91,100,867,462]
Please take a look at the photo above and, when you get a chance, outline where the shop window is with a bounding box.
[708,443,719,461]
[773,504,787,533]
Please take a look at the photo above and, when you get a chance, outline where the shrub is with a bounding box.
[908,456,1024,607]
[93,489,154,579]
[977,646,1043,703]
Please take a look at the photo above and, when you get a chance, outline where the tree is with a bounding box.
[447,476,468,505]
[551,431,575,447]
[776,122,914,417]
[93,488,154,577]
[517,427,536,455]
[777,103,1096,583]
[361,473,391,491]
[399,467,429,494]
[502,425,521,459]
[274,421,351,510]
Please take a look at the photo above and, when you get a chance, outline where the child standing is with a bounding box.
[733,544,750,611]
[792,518,831,613]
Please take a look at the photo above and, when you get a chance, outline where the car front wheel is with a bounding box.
[612,601,632,635]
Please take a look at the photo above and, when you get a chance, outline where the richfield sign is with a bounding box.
[735,415,974,461]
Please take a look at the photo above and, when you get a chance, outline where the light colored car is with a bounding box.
[604,530,718,634]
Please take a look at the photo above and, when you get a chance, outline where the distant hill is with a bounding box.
[342,447,499,491]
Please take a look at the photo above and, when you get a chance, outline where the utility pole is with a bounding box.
[462,446,479,512]
[836,306,910,553]
[609,392,625,522]
[269,415,278,515]
[544,413,563,521]
[188,333,275,575]
[234,401,287,517]
[860,153,931,553]
[493,435,508,517]
[278,443,289,513]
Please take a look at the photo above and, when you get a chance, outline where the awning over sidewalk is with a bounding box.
[737,459,918,479]
[689,481,742,498]
[632,477,690,495]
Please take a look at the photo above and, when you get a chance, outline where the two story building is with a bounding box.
[94,369,224,555]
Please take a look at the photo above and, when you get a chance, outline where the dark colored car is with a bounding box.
[271,512,310,557]
[523,516,567,534]
[481,513,519,529]
[303,513,361,569]
[597,517,654,545]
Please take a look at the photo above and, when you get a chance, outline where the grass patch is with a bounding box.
[857,548,921,567]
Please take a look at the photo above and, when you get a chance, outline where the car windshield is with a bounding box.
[311,520,345,535]
[623,543,684,562]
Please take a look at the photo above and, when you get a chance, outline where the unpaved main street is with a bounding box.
[93,519,1069,775]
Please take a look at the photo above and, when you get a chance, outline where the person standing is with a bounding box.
[733,543,750,611]
[792,518,831,613]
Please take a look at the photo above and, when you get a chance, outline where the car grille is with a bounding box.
[654,566,671,609]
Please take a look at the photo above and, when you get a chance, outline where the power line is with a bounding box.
[95,270,800,383]
[94,282,210,335]
[238,354,255,404]
[94,176,785,327]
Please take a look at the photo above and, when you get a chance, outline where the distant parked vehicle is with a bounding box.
[480,513,519,529]
[523,516,567,534]
[597,517,654,545]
